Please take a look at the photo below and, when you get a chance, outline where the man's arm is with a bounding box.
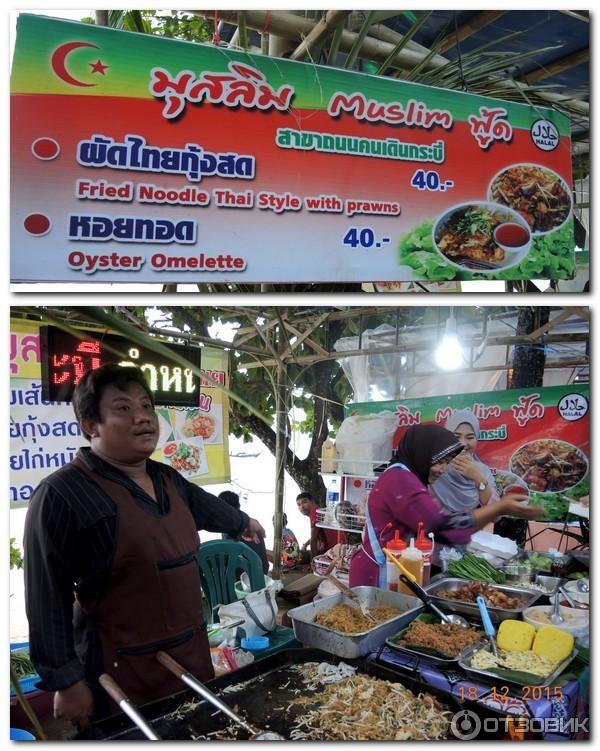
[24,481,95,724]
[174,471,264,541]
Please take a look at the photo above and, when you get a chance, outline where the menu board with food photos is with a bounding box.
[10,319,230,508]
[345,385,589,521]
[147,345,230,483]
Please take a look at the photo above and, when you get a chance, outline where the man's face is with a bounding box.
[453,422,478,454]
[83,381,159,463]
[296,497,313,516]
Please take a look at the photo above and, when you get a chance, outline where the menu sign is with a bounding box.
[345,385,589,520]
[10,319,231,507]
[11,14,574,283]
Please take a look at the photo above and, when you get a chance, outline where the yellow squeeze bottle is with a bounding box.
[398,538,423,594]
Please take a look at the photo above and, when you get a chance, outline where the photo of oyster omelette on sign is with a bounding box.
[431,163,572,274]
[154,407,212,478]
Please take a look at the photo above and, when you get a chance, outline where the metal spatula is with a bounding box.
[99,673,160,740]
[325,574,377,623]
[384,549,469,628]
[156,651,283,740]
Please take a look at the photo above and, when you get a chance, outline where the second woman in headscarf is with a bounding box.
[431,409,499,513]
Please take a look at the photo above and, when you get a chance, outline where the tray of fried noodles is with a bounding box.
[287,586,422,658]
[386,612,484,665]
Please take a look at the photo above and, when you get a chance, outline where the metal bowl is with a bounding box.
[502,564,535,585]
[534,575,562,595]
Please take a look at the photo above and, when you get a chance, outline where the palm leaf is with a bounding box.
[376,11,432,74]
[344,10,377,69]
[107,10,152,34]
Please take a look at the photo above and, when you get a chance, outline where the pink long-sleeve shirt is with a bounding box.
[349,465,473,588]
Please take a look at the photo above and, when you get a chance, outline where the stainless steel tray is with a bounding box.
[458,641,578,688]
[287,586,422,659]
[425,578,542,623]
[385,612,484,667]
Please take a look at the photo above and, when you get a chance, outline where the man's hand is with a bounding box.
[54,680,94,727]
[451,453,485,485]
[242,517,266,544]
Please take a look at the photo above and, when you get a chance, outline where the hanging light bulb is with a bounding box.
[435,312,464,370]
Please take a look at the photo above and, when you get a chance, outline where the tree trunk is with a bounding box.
[495,307,550,545]
[508,308,550,388]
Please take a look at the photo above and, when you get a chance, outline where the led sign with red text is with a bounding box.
[40,326,201,406]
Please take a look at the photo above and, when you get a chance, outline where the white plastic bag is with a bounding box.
[335,411,397,475]
[217,581,282,638]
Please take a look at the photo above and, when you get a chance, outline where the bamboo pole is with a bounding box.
[272,359,286,580]
[195,9,447,72]
[194,10,589,116]
[438,11,508,53]
[521,48,589,83]
[290,9,351,61]
[239,333,588,369]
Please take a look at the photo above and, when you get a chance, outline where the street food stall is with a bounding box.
[9,308,589,741]
[69,384,591,742]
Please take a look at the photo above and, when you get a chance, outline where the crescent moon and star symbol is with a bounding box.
[50,41,110,87]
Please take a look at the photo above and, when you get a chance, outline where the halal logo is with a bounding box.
[557,393,588,421]
[531,119,560,151]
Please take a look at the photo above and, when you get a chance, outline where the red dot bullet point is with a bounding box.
[24,214,51,236]
[31,137,61,160]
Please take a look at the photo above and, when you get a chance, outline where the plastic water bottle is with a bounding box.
[324,479,339,525]
[326,478,340,505]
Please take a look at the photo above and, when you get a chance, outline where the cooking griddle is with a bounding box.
[78,648,465,741]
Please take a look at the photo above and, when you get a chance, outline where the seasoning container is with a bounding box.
[415,522,434,586]
[321,439,338,473]
[548,548,571,578]
[384,532,407,592]
[397,539,423,594]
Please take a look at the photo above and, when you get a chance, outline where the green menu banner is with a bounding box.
[346,385,589,520]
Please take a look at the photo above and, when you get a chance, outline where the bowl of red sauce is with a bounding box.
[493,222,532,254]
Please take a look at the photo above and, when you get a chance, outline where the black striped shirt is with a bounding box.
[23,448,249,692]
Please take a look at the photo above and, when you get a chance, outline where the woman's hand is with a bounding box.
[451,453,485,484]
[499,493,545,520]
[54,680,94,727]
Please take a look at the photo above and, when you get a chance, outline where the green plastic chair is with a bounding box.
[199,539,265,622]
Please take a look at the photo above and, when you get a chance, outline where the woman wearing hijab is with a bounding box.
[349,424,543,588]
[431,409,499,512]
